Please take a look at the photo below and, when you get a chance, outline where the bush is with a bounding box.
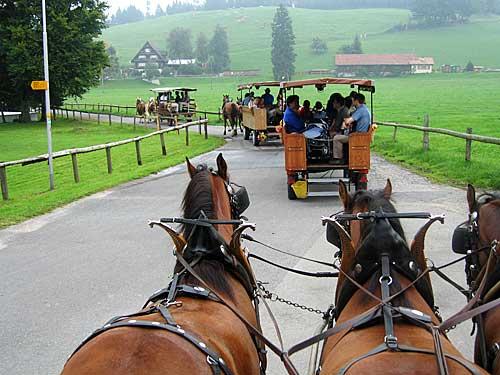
[177,64,204,75]
[465,61,474,72]
[310,37,328,55]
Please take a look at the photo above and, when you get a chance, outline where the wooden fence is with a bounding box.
[63,103,222,121]
[377,115,500,161]
[0,119,209,200]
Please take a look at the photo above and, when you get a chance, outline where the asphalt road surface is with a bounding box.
[0,132,477,375]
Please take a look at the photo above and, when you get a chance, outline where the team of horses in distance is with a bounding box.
[61,154,500,375]
[136,95,242,135]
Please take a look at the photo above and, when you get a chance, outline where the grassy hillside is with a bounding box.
[103,7,500,73]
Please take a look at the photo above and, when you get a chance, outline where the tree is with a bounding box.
[0,0,108,121]
[104,45,121,80]
[271,5,296,80]
[411,0,473,26]
[167,27,193,59]
[208,24,230,73]
[154,4,165,17]
[110,5,144,25]
[338,34,363,54]
[195,33,209,66]
[310,37,328,55]
[465,60,475,71]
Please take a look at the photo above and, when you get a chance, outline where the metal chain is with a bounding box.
[258,282,327,317]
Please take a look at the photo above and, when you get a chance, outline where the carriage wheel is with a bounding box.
[252,131,260,146]
[244,127,250,141]
[287,183,297,200]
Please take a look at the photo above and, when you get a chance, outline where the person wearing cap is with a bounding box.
[262,88,274,107]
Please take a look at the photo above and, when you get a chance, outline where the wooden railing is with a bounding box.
[62,103,223,121]
[377,115,500,161]
[0,119,209,200]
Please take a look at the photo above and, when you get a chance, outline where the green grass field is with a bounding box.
[103,7,500,72]
[0,119,224,227]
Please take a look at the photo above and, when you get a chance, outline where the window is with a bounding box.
[137,62,146,68]
[138,55,146,59]
[150,55,158,59]
[144,48,151,53]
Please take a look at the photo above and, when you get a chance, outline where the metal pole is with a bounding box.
[42,0,54,190]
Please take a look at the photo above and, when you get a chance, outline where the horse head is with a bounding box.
[332,179,435,315]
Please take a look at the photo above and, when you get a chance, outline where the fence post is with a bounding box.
[52,107,56,120]
[135,140,142,165]
[185,126,189,146]
[422,114,430,151]
[84,103,87,110]
[108,113,111,126]
[79,111,82,121]
[204,120,208,140]
[126,106,129,115]
[71,153,80,183]
[156,115,160,131]
[106,147,113,173]
[198,117,202,134]
[465,128,473,161]
[392,126,398,142]
[0,166,8,200]
[72,110,75,120]
[97,103,100,112]
[66,109,69,119]
[97,113,100,125]
[120,115,123,125]
[88,112,91,120]
[133,116,136,130]
[160,133,167,156]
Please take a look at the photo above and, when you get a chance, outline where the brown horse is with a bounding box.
[460,185,500,374]
[61,154,265,375]
[319,180,487,375]
[222,95,240,137]
[136,97,146,123]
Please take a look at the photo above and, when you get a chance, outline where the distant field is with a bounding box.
[0,119,223,227]
[103,7,500,73]
[78,72,500,188]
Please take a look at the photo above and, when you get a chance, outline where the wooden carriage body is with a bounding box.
[241,107,268,131]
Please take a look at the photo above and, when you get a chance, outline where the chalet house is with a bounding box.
[130,41,167,72]
[335,54,435,76]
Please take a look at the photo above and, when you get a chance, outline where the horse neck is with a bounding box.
[210,176,233,244]
[479,201,500,245]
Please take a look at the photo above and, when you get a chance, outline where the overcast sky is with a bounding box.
[106,0,200,15]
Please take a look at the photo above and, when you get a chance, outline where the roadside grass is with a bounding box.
[0,119,224,227]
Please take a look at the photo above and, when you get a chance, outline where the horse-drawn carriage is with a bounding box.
[237,81,283,146]
[150,87,197,122]
[281,78,376,199]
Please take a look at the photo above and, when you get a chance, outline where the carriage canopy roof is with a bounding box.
[280,77,375,91]
[237,81,282,91]
[150,87,197,94]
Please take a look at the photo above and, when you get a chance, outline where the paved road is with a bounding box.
[0,134,475,375]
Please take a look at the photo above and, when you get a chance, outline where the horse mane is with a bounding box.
[477,192,500,207]
[177,167,233,297]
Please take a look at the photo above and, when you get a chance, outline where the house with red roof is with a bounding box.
[335,54,435,77]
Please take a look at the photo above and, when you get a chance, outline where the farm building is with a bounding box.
[130,41,167,73]
[335,54,434,76]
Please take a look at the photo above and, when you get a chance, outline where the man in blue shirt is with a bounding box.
[284,95,306,134]
[262,88,275,107]
[331,93,372,163]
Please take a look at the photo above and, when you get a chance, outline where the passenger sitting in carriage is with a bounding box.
[329,93,349,136]
[331,93,371,164]
[284,95,306,134]
[299,100,313,122]
[312,101,327,121]
[262,88,274,107]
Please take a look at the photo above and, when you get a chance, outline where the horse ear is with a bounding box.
[216,153,228,181]
[383,179,392,200]
[186,157,196,179]
[339,180,351,209]
[467,184,476,213]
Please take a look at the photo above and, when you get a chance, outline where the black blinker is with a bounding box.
[452,222,470,255]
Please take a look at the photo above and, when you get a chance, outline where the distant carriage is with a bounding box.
[281,78,376,199]
[150,87,197,124]
[237,81,283,146]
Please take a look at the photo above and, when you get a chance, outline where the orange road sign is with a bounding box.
[31,80,48,90]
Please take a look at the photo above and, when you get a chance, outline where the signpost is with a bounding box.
[41,0,54,190]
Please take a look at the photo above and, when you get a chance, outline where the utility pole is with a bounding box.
[42,0,54,190]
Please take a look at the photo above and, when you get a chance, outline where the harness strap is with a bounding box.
[488,342,500,372]
[380,254,397,350]
[76,319,233,375]
[174,249,298,375]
